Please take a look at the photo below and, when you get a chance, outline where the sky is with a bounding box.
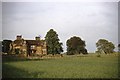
[0,2,1,41]
[2,2,118,52]
[118,2,120,44]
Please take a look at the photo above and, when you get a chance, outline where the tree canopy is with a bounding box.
[96,39,115,54]
[118,44,120,52]
[66,36,88,55]
[45,29,63,55]
[0,41,2,52]
[2,40,12,53]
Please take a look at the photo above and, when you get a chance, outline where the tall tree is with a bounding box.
[96,39,115,54]
[66,36,88,55]
[2,40,12,53]
[118,44,120,52]
[45,29,63,55]
[0,41,2,52]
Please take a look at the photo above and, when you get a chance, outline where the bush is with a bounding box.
[97,54,101,57]
[15,49,20,54]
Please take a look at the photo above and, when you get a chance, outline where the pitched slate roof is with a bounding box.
[13,38,45,46]
[13,39,24,46]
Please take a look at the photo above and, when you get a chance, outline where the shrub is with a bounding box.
[15,49,20,54]
[97,54,101,57]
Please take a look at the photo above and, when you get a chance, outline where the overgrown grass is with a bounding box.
[2,53,119,78]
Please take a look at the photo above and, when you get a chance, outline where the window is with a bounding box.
[31,45,35,49]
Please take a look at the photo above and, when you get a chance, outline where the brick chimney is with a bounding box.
[16,35,22,40]
[35,36,40,40]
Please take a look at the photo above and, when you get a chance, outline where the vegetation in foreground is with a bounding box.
[2,53,119,78]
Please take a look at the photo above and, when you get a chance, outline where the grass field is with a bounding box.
[2,53,120,78]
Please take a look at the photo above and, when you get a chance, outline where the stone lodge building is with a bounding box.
[10,35,47,56]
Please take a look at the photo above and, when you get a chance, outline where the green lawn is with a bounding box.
[2,53,120,78]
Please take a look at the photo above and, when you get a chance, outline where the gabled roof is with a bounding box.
[13,40,23,46]
[13,38,45,46]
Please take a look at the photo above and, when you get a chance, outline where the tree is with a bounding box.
[118,44,120,52]
[2,40,12,53]
[0,41,2,52]
[96,39,115,54]
[45,29,63,55]
[66,36,88,55]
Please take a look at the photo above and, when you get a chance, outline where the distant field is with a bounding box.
[2,53,120,78]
